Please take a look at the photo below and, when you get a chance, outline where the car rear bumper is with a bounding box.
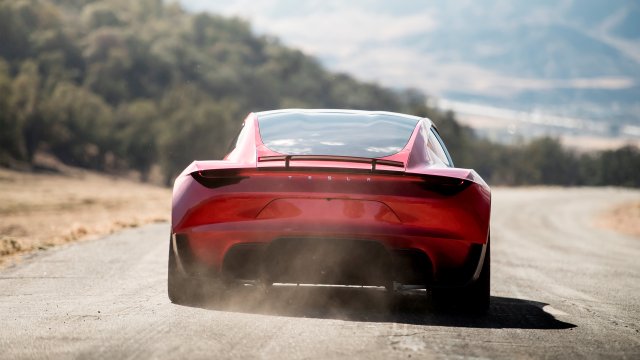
[171,220,486,288]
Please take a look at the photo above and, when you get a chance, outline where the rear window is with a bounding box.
[257,111,419,158]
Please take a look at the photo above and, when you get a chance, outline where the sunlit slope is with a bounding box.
[0,167,170,265]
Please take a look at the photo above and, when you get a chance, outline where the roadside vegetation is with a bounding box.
[1,0,639,187]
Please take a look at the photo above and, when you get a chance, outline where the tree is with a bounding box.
[114,100,159,181]
[9,61,42,162]
[0,59,18,165]
[42,82,114,169]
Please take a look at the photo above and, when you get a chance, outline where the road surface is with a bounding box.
[1,188,639,359]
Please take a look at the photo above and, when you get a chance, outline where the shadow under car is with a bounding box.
[179,285,575,330]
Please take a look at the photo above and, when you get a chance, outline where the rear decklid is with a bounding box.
[174,159,490,245]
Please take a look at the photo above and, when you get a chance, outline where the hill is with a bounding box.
[0,0,419,183]
[0,0,639,188]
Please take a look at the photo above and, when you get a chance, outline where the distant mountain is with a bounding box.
[404,1,640,125]
[180,0,640,127]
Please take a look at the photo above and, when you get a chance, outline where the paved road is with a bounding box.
[1,188,640,359]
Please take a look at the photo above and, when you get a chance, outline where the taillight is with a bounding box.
[418,175,471,195]
[191,170,248,189]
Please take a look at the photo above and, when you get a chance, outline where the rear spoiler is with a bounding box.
[258,155,404,172]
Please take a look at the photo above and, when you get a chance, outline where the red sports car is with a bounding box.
[169,109,491,312]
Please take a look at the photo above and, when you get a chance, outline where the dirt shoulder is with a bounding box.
[0,168,171,267]
[598,200,640,238]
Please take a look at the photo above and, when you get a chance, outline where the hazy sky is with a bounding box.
[177,1,639,103]
[177,1,462,96]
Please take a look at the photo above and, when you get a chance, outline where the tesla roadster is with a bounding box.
[168,109,491,312]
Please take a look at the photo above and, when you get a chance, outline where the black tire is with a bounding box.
[167,238,207,305]
[431,240,490,313]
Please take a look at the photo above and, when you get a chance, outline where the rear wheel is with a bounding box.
[431,240,490,313]
[167,240,203,304]
[167,237,225,305]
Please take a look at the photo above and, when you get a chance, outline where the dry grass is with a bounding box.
[598,201,640,238]
[0,167,171,267]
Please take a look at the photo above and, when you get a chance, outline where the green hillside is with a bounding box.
[0,0,421,182]
[1,0,639,187]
